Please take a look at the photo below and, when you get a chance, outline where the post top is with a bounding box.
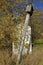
[26,4,32,13]
[26,4,33,16]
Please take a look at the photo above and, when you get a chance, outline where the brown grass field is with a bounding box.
[0,44,43,65]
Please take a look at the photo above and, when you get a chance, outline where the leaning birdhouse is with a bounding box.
[26,4,32,12]
[26,4,33,16]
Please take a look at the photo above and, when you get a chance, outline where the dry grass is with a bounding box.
[20,45,43,65]
[0,45,43,65]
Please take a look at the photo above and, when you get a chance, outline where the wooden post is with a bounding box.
[12,41,15,56]
[17,4,33,64]
[18,14,30,63]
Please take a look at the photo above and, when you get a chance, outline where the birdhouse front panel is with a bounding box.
[26,5,32,13]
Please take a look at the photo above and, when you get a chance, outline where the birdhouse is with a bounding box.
[26,4,33,16]
[26,4,32,12]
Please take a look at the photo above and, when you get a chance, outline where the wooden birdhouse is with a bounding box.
[26,4,33,16]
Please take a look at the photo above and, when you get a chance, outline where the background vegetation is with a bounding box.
[0,0,43,65]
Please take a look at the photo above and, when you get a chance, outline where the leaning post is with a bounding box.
[17,3,33,64]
